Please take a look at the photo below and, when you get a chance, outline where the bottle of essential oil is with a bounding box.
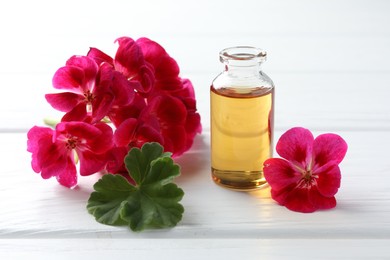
[210,46,275,190]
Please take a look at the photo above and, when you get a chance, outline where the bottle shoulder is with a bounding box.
[212,70,274,90]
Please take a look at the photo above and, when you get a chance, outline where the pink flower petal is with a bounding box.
[313,133,348,167]
[269,183,296,206]
[55,156,78,188]
[180,78,196,100]
[108,97,146,127]
[35,141,72,186]
[52,66,85,91]
[161,126,187,156]
[114,37,143,77]
[142,95,187,126]
[263,158,302,191]
[114,37,155,94]
[27,126,53,155]
[65,56,98,85]
[136,37,180,80]
[276,127,314,168]
[161,79,197,109]
[52,56,98,93]
[91,92,114,123]
[136,63,155,93]
[38,142,68,179]
[97,62,116,88]
[87,47,114,65]
[56,121,102,138]
[284,188,317,213]
[316,163,341,197]
[45,92,83,112]
[114,120,164,150]
[27,126,55,173]
[61,102,87,122]
[154,77,183,93]
[114,118,138,147]
[136,124,164,146]
[88,123,114,154]
[270,173,338,213]
[309,189,337,210]
[185,112,202,138]
[78,150,109,176]
[110,71,136,106]
[105,146,128,174]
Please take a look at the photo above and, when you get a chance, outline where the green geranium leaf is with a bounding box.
[124,142,164,185]
[87,142,184,232]
[87,174,135,226]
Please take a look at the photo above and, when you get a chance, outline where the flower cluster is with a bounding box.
[27,37,202,188]
[263,127,347,213]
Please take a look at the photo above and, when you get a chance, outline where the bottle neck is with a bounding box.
[224,62,262,77]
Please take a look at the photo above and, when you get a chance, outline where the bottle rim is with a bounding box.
[219,46,267,63]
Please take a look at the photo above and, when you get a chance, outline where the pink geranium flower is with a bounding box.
[263,127,348,213]
[27,36,202,187]
[27,122,114,188]
[175,79,202,151]
[135,38,202,153]
[45,56,134,123]
[136,37,181,94]
[88,37,154,95]
[88,37,202,157]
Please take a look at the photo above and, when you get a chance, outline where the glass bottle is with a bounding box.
[210,46,275,191]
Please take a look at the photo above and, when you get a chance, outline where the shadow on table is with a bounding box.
[174,134,209,184]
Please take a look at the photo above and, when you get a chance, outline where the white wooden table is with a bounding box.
[1,0,390,259]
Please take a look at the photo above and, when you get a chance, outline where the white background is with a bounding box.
[2,0,389,132]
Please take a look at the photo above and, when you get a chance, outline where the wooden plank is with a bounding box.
[2,71,388,132]
[1,239,389,260]
[1,131,389,239]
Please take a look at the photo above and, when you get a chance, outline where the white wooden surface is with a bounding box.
[1,0,390,259]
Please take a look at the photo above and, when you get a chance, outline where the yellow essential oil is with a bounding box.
[211,86,274,190]
[210,46,275,191]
